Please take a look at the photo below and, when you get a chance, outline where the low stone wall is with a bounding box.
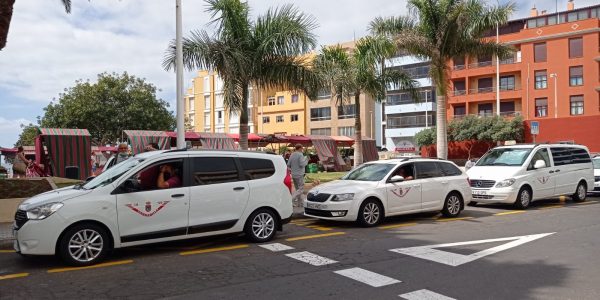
[0,178,57,199]
[0,198,25,223]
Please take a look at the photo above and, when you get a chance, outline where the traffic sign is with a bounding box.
[531,121,539,135]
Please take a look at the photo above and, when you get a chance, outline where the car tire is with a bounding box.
[58,223,110,266]
[468,201,478,207]
[357,199,383,227]
[245,208,278,243]
[442,192,463,218]
[513,187,532,210]
[572,181,587,202]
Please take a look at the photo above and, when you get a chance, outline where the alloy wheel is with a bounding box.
[363,202,380,225]
[447,195,461,215]
[68,229,104,263]
[251,212,275,240]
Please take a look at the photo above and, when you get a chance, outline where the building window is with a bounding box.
[535,98,548,117]
[338,104,356,119]
[569,66,583,86]
[338,126,355,137]
[570,95,584,115]
[290,114,299,122]
[311,128,331,136]
[534,43,546,62]
[477,77,493,93]
[386,89,433,105]
[453,56,465,70]
[569,38,583,58]
[189,97,195,112]
[262,116,270,123]
[500,101,515,116]
[316,89,331,100]
[277,96,284,105]
[267,97,275,106]
[204,95,211,110]
[478,103,493,117]
[216,111,223,124]
[291,94,299,103]
[204,112,211,126]
[499,76,515,91]
[276,115,284,123]
[454,105,466,117]
[535,70,547,89]
[188,113,195,126]
[310,107,331,121]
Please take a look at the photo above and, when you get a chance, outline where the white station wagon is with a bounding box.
[303,158,472,226]
[13,150,293,266]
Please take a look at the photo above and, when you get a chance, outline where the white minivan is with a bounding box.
[13,150,293,266]
[467,144,594,209]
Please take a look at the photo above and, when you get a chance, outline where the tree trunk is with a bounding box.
[435,86,448,159]
[0,0,16,50]
[239,83,249,150]
[353,91,363,167]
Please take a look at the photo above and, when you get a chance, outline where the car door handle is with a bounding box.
[549,170,554,174]
[171,194,185,198]
[555,169,560,172]
[233,187,245,191]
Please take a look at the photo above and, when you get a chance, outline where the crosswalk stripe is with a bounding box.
[334,267,400,287]
[285,251,337,266]
[400,289,456,300]
[259,243,294,252]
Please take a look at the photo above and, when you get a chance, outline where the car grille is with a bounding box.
[307,193,331,202]
[14,210,28,229]
[472,194,494,200]
[470,180,496,189]
[304,208,333,217]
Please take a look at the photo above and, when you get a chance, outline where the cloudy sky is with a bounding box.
[0,0,596,148]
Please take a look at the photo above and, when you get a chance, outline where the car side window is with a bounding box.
[570,148,591,164]
[240,158,275,180]
[390,163,415,181]
[415,162,443,179]
[437,162,462,176]
[121,159,184,193]
[550,147,573,166]
[191,157,240,186]
[528,148,551,170]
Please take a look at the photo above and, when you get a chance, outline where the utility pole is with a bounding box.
[175,0,185,149]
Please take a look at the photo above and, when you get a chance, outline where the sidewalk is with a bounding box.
[0,222,13,249]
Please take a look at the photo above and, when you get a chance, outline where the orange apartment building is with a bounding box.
[448,1,600,151]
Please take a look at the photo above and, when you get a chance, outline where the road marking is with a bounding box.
[436,217,473,222]
[400,289,456,300]
[180,244,249,256]
[0,250,16,253]
[285,232,345,241]
[539,205,563,210]
[390,232,555,267]
[378,222,418,230]
[306,225,335,231]
[0,273,29,280]
[334,267,401,287]
[494,211,526,216]
[47,260,133,273]
[285,251,337,266]
[259,243,294,252]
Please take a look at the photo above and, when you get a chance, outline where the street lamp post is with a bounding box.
[175,0,185,149]
[550,73,558,118]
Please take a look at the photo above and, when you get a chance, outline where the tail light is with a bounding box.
[284,169,292,194]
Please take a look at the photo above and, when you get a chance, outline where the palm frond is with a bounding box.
[61,0,71,13]
[368,15,415,36]
[205,0,251,41]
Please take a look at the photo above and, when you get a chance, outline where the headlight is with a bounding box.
[495,179,516,188]
[332,193,354,202]
[26,202,64,220]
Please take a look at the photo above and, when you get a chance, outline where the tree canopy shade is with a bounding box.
[305,36,418,166]
[369,0,514,159]
[163,0,318,150]
[14,123,39,147]
[39,72,176,145]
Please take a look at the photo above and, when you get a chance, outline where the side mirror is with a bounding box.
[390,175,405,182]
[534,160,546,169]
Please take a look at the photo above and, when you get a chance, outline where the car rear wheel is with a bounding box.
[357,199,383,227]
[245,208,278,243]
[442,192,463,218]
[572,182,587,202]
[58,223,110,266]
[513,187,531,210]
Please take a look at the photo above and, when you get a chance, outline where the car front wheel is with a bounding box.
[58,223,110,266]
[513,187,531,209]
[357,199,383,227]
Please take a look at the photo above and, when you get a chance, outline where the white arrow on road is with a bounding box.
[390,232,555,267]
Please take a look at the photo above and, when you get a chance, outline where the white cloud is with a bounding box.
[0,117,32,148]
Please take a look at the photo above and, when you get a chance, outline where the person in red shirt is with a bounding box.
[156,164,181,189]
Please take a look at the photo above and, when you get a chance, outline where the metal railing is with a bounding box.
[451,111,522,119]
[467,85,521,95]
[387,115,434,129]
[464,56,519,69]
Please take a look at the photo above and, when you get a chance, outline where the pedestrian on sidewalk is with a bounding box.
[13,146,30,178]
[287,144,308,207]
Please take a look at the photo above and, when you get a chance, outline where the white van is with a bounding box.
[467,144,594,209]
[13,150,293,266]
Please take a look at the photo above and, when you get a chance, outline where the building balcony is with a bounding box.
[449,86,522,103]
[385,102,435,114]
[451,56,521,78]
[387,115,434,129]
[451,111,522,120]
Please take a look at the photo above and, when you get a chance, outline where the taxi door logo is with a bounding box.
[392,187,411,198]
[126,201,170,217]
[537,176,549,184]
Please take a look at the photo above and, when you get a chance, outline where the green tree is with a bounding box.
[163,0,317,150]
[448,115,483,159]
[40,72,176,145]
[414,127,436,157]
[476,115,524,146]
[306,36,417,166]
[14,123,39,147]
[370,0,514,159]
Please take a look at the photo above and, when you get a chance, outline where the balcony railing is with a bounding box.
[452,90,467,96]
[387,115,434,129]
[451,111,522,120]
[460,56,520,70]
[467,85,521,95]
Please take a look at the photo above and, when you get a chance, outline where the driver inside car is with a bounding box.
[157,163,182,189]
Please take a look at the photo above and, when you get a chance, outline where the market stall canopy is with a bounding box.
[124,130,171,155]
[198,132,236,150]
[331,135,355,147]
[284,135,311,145]
[165,131,201,141]
[38,128,92,180]
[362,137,378,162]
[228,133,269,148]
[307,135,346,171]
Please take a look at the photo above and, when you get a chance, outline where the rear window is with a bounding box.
[191,157,240,185]
[415,162,444,179]
[438,162,462,176]
[570,148,591,164]
[240,158,276,180]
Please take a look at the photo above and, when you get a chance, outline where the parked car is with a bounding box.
[592,156,600,193]
[303,158,472,227]
[13,150,293,266]
[467,144,594,209]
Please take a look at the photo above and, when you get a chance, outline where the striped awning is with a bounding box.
[198,133,236,150]
[38,128,92,180]
[39,128,90,136]
[331,135,354,146]
[308,135,346,168]
[124,130,171,155]
[165,131,201,140]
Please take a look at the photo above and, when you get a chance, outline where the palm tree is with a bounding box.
[369,0,513,159]
[307,36,418,166]
[1,0,71,50]
[163,0,317,150]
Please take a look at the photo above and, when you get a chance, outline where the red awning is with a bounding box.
[96,146,118,152]
[331,135,354,146]
[39,128,90,136]
[284,135,311,145]
[165,131,201,140]
[227,133,264,142]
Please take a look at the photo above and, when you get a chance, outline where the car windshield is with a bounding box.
[342,163,395,181]
[82,157,143,190]
[476,148,532,167]
[593,158,600,169]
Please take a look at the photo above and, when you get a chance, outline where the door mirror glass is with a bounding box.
[390,175,405,182]
[534,159,546,169]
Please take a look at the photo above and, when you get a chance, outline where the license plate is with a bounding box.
[306,202,327,210]
[473,190,488,195]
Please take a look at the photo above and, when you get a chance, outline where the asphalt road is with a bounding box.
[1,195,600,300]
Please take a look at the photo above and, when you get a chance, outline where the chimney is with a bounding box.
[530,6,538,17]
[567,0,575,11]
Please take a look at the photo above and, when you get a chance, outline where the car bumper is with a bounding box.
[471,187,518,204]
[302,200,356,222]
[13,214,65,255]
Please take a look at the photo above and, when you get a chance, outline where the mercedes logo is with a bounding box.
[476,181,482,187]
